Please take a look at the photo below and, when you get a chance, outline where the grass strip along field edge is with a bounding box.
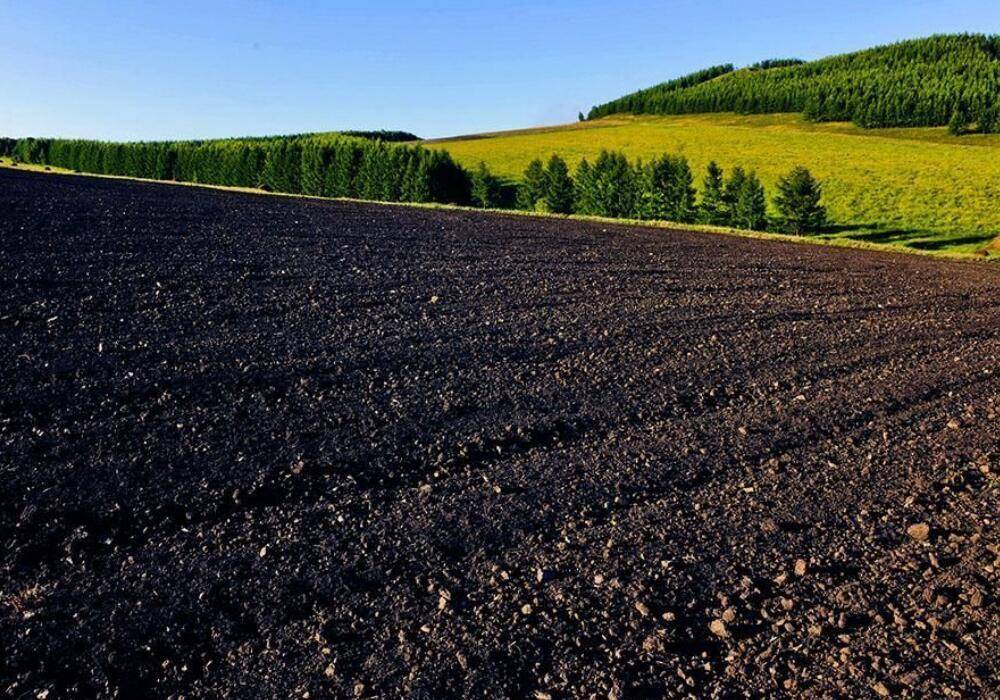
[4,157,996,264]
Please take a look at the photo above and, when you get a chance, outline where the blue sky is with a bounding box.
[2,1,998,140]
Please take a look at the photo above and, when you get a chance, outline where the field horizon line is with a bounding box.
[1,158,995,266]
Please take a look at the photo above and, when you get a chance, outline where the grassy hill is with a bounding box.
[587,34,1000,132]
[428,113,1000,255]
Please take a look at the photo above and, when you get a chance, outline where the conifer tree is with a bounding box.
[722,166,747,224]
[733,171,767,230]
[699,161,727,225]
[518,158,547,210]
[154,145,176,181]
[471,162,504,208]
[588,151,639,218]
[300,143,326,196]
[979,104,999,134]
[354,145,378,199]
[424,149,472,205]
[262,140,302,193]
[543,155,575,214]
[400,156,424,202]
[639,154,696,222]
[574,159,596,215]
[948,106,969,136]
[774,166,826,234]
[326,141,360,197]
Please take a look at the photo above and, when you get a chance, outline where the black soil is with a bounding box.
[1,169,997,699]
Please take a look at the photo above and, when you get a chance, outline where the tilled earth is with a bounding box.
[1,168,998,699]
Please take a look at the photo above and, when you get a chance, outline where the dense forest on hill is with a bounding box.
[588,34,1000,132]
[587,65,734,119]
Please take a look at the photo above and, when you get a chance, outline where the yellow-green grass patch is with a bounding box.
[427,113,1000,256]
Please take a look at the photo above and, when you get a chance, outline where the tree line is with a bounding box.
[7,135,469,204]
[6,135,825,234]
[339,130,419,142]
[471,152,826,235]
[587,34,1000,133]
[748,59,805,71]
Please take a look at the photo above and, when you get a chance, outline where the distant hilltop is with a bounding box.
[587,34,1000,133]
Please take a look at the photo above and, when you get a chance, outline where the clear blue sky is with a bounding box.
[2,1,998,140]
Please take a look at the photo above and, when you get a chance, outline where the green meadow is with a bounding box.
[429,113,1000,256]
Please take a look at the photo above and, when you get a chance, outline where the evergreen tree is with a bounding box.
[400,156,426,202]
[383,148,406,201]
[471,162,504,208]
[326,141,361,197]
[722,166,747,223]
[948,106,969,136]
[587,151,640,218]
[424,149,472,205]
[733,170,768,230]
[638,154,697,222]
[574,159,596,215]
[300,143,327,196]
[355,141,393,200]
[699,161,727,225]
[543,155,574,214]
[262,140,302,193]
[282,141,304,193]
[774,166,826,234]
[979,104,999,134]
[669,156,698,224]
[518,158,547,210]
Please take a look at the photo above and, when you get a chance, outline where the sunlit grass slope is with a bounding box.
[428,113,1000,255]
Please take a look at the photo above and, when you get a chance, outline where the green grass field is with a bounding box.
[428,113,1000,256]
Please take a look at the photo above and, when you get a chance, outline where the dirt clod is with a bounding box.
[907,523,931,542]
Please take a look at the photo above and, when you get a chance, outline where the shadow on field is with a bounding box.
[842,226,924,244]
[907,233,996,251]
[836,225,993,251]
[818,223,876,235]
